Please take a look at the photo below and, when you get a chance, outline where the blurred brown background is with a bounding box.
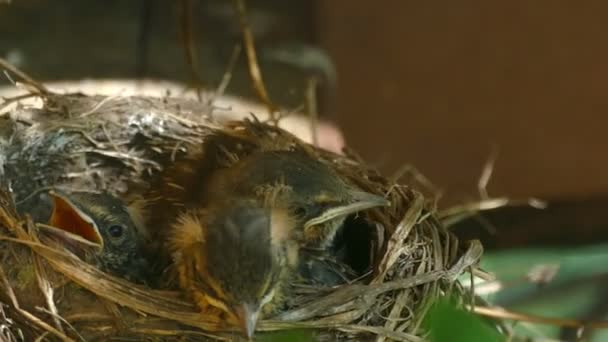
[318,1,608,205]
[2,0,607,206]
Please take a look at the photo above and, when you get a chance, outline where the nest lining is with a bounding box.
[0,89,482,341]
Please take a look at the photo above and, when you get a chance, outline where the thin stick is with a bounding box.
[78,94,122,117]
[0,93,40,112]
[439,197,547,228]
[177,0,204,101]
[35,307,86,342]
[478,146,499,199]
[0,57,49,95]
[208,43,242,117]
[215,44,242,99]
[233,0,277,119]
[33,256,65,335]
[306,76,319,147]
[135,0,153,79]
[474,305,608,329]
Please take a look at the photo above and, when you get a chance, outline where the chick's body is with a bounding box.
[170,199,298,337]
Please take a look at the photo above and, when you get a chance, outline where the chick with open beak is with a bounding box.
[43,190,151,284]
[169,199,299,338]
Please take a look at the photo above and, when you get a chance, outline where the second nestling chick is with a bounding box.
[205,150,390,249]
[42,190,151,285]
[169,198,299,338]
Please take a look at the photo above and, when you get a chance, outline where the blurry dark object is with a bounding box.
[176,0,205,99]
[560,287,608,341]
[297,248,357,287]
[135,0,154,78]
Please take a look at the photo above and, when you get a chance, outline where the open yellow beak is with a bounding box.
[47,190,104,249]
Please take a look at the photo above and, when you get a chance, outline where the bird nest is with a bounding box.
[0,86,483,341]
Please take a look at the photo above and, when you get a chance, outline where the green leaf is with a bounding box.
[424,298,505,342]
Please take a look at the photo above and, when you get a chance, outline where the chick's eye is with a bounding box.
[108,225,124,238]
[294,203,332,220]
[293,207,307,217]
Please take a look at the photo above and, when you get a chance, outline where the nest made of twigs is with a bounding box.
[0,86,482,341]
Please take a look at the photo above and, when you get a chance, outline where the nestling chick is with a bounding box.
[42,190,151,284]
[169,199,298,338]
[140,118,318,246]
[205,149,390,249]
[141,120,385,336]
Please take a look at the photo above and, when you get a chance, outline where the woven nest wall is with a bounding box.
[0,88,482,341]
